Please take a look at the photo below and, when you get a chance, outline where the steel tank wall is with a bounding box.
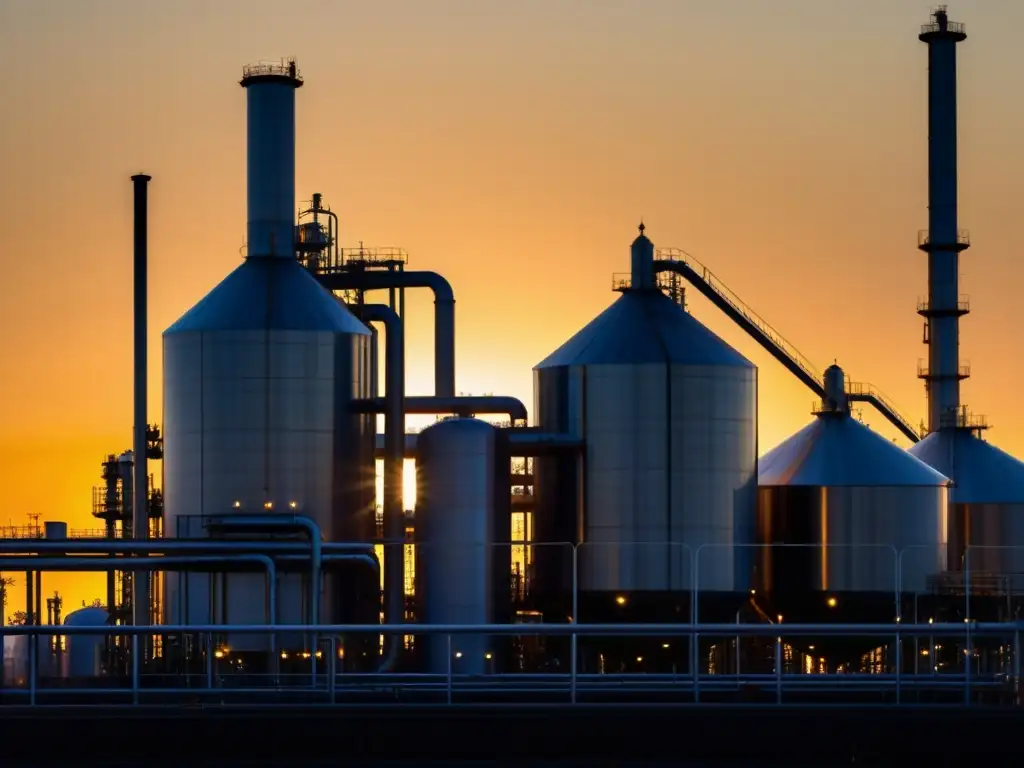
[163,266,375,652]
[63,607,109,678]
[415,418,502,675]
[535,362,758,594]
[950,503,1024,585]
[758,485,948,594]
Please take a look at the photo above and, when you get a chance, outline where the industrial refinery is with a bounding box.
[4,7,1024,705]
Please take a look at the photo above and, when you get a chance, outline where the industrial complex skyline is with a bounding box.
[2,0,1024,610]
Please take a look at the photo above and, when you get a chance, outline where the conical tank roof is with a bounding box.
[759,413,949,488]
[909,430,1024,504]
[165,257,369,335]
[535,290,752,369]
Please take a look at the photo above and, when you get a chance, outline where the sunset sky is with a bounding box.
[1,0,1023,612]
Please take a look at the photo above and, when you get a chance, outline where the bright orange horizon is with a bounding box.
[2,0,1024,612]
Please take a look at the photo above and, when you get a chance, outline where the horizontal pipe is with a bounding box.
[372,430,580,458]
[353,395,527,423]
[0,541,373,555]
[10,622,1012,637]
[318,270,455,397]
[0,555,275,574]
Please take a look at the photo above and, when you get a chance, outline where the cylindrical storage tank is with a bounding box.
[162,64,375,660]
[163,259,374,653]
[415,418,502,675]
[63,607,109,678]
[44,521,68,539]
[758,407,949,659]
[532,230,758,641]
[910,429,1024,607]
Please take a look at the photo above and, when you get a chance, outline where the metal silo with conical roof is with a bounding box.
[531,225,758,671]
[757,364,949,663]
[162,61,375,657]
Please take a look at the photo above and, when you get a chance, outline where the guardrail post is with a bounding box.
[28,630,37,707]
[446,633,452,705]
[328,636,337,705]
[132,634,140,705]
[774,634,782,704]
[894,629,901,705]
[206,632,213,691]
[571,543,578,705]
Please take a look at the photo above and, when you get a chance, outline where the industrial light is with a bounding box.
[454,651,463,659]
[289,501,298,510]
[662,643,670,649]
[615,595,627,606]
[232,500,241,509]
[315,650,322,659]
[485,653,493,660]
[264,501,274,510]
[826,596,838,608]
[777,614,783,623]
[635,656,643,663]
[214,649,225,659]
[281,651,289,659]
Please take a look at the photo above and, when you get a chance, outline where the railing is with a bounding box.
[2,621,1021,708]
[921,20,966,36]
[917,360,971,379]
[3,542,1024,706]
[845,381,922,442]
[241,59,301,82]
[655,248,823,387]
[940,406,990,431]
[918,229,971,249]
[917,296,970,314]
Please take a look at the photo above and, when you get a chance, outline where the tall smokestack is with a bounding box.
[918,6,970,433]
[131,172,151,629]
[240,58,303,258]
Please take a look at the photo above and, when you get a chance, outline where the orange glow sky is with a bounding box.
[2,0,1024,613]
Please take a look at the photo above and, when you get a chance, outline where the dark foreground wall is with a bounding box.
[3,705,1021,764]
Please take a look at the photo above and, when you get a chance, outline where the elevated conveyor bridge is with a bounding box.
[653,248,920,444]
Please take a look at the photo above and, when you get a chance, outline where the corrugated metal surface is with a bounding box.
[415,418,500,674]
[163,257,374,649]
[534,267,757,597]
[760,414,949,488]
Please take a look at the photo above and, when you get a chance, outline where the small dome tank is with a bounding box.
[910,428,1024,612]
[532,226,758,672]
[415,418,508,675]
[63,607,109,679]
[758,372,949,663]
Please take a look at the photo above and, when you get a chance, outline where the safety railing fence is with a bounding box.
[1,622,1022,707]
[3,542,1024,706]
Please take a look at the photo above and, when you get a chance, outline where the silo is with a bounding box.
[758,365,949,661]
[909,430,1024,615]
[414,418,509,675]
[532,226,758,671]
[162,60,375,658]
[63,607,109,679]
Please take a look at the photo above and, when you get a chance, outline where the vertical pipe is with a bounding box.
[919,11,968,431]
[240,59,303,258]
[131,173,151,633]
[359,305,405,670]
[630,222,655,290]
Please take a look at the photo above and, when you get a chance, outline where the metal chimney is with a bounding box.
[131,172,151,628]
[918,6,970,433]
[240,58,303,258]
